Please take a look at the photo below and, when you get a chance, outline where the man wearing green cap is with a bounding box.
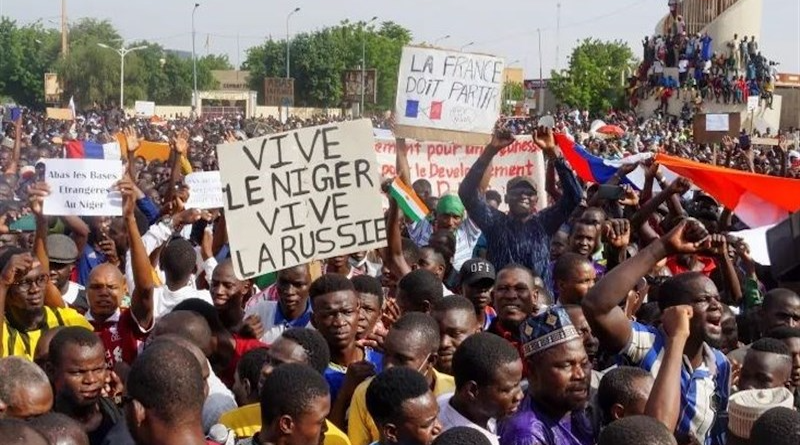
[395,138,482,274]
[407,193,482,273]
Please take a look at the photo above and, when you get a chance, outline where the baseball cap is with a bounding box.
[507,176,537,193]
[459,259,496,287]
[46,234,79,264]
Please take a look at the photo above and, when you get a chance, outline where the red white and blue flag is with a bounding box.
[64,141,121,160]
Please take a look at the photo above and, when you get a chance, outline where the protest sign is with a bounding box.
[217,119,386,279]
[264,78,295,106]
[394,46,504,145]
[373,135,546,211]
[134,100,156,117]
[42,159,123,216]
[184,171,224,209]
[705,114,729,132]
[747,96,760,112]
[46,108,74,120]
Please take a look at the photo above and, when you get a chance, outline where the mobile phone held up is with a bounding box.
[595,184,625,201]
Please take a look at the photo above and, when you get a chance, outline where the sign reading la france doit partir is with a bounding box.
[217,119,387,280]
[394,46,505,145]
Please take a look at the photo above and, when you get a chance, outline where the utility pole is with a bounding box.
[361,16,377,117]
[538,28,544,112]
[556,2,561,70]
[61,0,68,56]
[192,3,200,116]
[97,43,148,108]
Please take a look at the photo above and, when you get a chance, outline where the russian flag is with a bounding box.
[656,153,800,228]
[554,134,651,187]
[65,141,121,160]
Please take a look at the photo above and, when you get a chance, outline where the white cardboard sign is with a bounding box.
[217,119,387,279]
[394,46,504,137]
[42,159,123,216]
[134,100,156,117]
[184,171,224,209]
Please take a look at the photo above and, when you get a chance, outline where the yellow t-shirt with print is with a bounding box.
[348,369,455,445]
[2,306,92,360]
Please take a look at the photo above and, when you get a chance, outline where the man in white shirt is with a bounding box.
[438,332,524,445]
[152,237,212,320]
[244,264,313,344]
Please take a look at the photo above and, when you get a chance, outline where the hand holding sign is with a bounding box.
[27,182,50,218]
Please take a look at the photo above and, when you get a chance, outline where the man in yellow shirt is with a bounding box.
[0,250,91,360]
[348,313,455,445]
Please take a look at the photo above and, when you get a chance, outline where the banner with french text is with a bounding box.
[42,159,123,216]
[373,135,546,211]
[217,119,387,280]
[394,46,505,145]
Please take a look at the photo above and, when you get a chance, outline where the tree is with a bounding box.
[56,19,232,107]
[0,19,61,107]
[243,20,411,109]
[502,82,524,114]
[549,38,637,113]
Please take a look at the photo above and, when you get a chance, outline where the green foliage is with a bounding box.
[502,82,524,113]
[0,18,61,107]
[243,20,411,109]
[0,17,232,108]
[549,38,637,114]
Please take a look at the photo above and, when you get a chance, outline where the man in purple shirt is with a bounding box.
[498,307,596,445]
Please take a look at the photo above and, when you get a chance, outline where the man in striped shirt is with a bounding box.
[459,127,582,291]
[582,220,731,445]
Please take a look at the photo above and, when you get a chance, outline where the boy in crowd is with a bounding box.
[366,366,442,445]
[439,332,524,445]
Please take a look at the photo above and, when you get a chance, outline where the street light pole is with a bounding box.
[361,16,377,117]
[97,43,147,109]
[192,3,200,115]
[286,7,300,79]
[433,34,450,46]
[537,28,544,112]
[459,42,474,51]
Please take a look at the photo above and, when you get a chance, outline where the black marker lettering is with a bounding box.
[321,126,341,160]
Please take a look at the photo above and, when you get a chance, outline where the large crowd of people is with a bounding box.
[627,2,780,113]
[0,95,799,445]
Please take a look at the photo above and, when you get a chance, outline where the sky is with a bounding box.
[6,0,800,77]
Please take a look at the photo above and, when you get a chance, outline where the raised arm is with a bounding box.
[396,137,412,188]
[582,219,709,352]
[384,195,413,280]
[545,160,562,201]
[708,234,742,305]
[28,182,66,308]
[537,129,583,235]
[630,177,691,230]
[458,128,514,231]
[646,305,692,432]
[119,176,154,329]
[4,112,21,177]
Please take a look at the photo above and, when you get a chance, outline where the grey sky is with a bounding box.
[8,0,800,77]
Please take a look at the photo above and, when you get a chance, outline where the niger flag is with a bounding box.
[655,154,800,228]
